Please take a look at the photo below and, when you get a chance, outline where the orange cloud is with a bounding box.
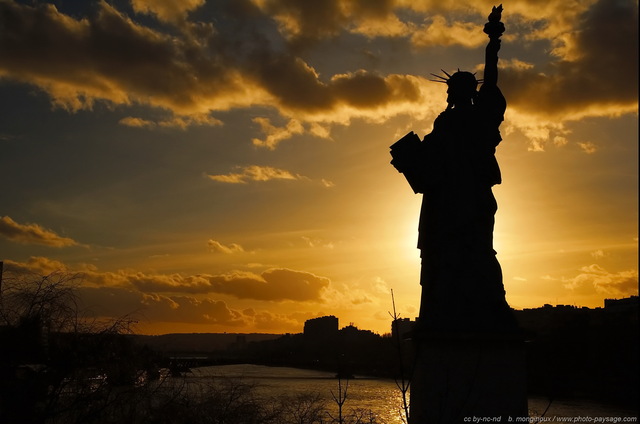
[3,256,70,275]
[0,1,258,115]
[206,165,335,187]
[208,239,245,254]
[54,261,331,302]
[410,15,486,48]
[117,268,330,301]
[3,258,329,330]
[0,0,635,150]
[0,1,426,136]
[243,308,308,331]
[205,268,331,301]
[563,264,639,297]
[207,165,301,183]
[131,0,205,23]
[502,0,638,117]
[0,216,78,247]
[76,285,248,325]
[499,0,638,150]
[119,116,156,128]
[119,114,223,129]
[252,117,305,149]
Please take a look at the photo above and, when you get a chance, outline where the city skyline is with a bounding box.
[0,0,637,335]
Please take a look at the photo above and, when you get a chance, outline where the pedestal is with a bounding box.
[409,332,528,423]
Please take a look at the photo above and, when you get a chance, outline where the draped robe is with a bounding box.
[416,83,517,332]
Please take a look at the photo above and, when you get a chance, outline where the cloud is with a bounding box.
[301,236,335,249]
[205,268,331,301]
[0,1,256,115]
[410,15,486,48]
[208,239,245,254]
[578,142,597,154]
[49,263,332,302]
[252,117,304,149]
[3,257,329,329]
[76,285,247,325]
[499,0,638,149]
[241,308,308,331]
[0,216,78,247]
[351,13,411,39]
[249,0,375,39]
[3,256,70,275]
[0,0,635,150]
[119,116,156,128]
[563,264,638,297]
[119,114,223,129]
[250,0,489,44]
[0,1,426,139]
[207,165,303,183]
[350,296,374,305]
[131,0,205,23]
[320,179,335,188]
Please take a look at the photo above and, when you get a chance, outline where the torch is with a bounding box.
[483,4,505,39]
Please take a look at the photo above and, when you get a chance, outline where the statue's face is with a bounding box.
[446,84,474,106]
[445,71,478,106]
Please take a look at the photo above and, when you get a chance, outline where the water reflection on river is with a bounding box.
[189,364,407,423]
[187,364,637,424]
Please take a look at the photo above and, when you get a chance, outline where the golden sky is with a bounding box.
[0,0,637,335]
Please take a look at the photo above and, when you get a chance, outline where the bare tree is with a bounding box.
[0,269,143,424]
[389,289,411,424]
[0,270,81,331]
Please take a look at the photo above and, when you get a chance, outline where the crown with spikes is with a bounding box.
[429,69,483,86]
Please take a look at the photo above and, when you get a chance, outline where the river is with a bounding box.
[184,364,637,423]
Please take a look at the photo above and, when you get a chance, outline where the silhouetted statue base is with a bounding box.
[390,5,530,422]
[409,332,528,423]
[417,252,520,334]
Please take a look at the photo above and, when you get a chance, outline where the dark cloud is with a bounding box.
[207,268,330,301]
[5,257,329,302]
[2,258,316,330]
[0,1,239,112]
[253,0,396,40]
[500,0,638,118]
[0,0,423,122]
[0,216,78,247]
[76,286,247,325]
[241,307,308,331]
[254,0,348,39]
[331,70,393,107]
[124,268,330,301]
[2,257,69,276]
[130,0,205,23]
[0,0,635,148]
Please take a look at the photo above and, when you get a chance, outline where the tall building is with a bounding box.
[391,318,415,340]
[304,315,339,339]
[604,296,639,311]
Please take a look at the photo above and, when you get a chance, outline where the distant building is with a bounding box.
[391,318,415,340]
[304,316,339,339]
[604,296,639,311]
[603,296,639,326]
[514,295,640,333]
[228,334,246,351]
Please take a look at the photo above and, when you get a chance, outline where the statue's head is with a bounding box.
[431,70,480,108]
[446,71,478,106]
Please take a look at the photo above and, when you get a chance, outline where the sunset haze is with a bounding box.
[0,0,637,335]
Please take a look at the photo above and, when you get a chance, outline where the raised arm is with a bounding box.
[483,5,505,87]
